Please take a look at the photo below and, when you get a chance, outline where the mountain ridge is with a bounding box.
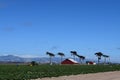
[0,55,61,63]
[0,55,98,64]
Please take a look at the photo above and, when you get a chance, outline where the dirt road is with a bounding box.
[33,71,120,80]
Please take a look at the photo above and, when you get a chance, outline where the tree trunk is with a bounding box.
[98,58,100,64]
[50,56,52,65]
[108,57,110,64]
[98,57,101,64]
[73,55,75,60]
[60,56,62,65]
[80,58,82,64]
[104,57,106,64]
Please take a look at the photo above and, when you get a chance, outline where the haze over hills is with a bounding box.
[0,55,61,63]
[0,55,86,63]
[0,55,116,64]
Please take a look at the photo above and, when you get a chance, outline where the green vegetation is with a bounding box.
[30,61,38,66]
[0,64,120,80]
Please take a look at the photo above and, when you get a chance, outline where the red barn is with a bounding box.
[86,61,96,65]
[61,58,78,64]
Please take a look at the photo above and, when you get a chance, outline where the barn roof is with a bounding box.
[67,58,78,63]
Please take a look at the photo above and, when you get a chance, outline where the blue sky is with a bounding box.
[0,0,120,62]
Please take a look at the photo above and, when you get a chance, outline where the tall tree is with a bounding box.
[46,52,55,65]
[58,52,65,64]
[95,52,103,64]
[70,51,77,60]
[102,55,109,64]
[77,54,85,64]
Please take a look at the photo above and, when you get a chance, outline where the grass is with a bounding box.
[0,64,120,80]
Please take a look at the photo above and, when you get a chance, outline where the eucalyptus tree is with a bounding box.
[58,52,65,64]
[46,52,55,65]
[95,52,103,64]
[70,51,77,60]
[77,54,85,64]
[102,55,109,64]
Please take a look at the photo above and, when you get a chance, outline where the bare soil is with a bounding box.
[33,71,120,80]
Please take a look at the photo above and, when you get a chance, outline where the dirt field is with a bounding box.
[33,71,120,80]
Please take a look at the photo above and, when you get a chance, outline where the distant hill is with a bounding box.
[0,55,23,62]
[0,55,101,64]
[0,55,61,63]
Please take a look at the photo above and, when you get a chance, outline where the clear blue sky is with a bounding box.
[0,0,120,62]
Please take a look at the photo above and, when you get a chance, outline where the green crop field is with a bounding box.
[0,64,120,80]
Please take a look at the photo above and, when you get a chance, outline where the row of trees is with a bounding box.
[46,51,110,65]
[70,51,85,63]
[95,52,110,64]
[46,51,85,65]
[46,52,65,65]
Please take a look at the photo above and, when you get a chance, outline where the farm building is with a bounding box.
[61,58,78,64]
[86,61,96,65]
